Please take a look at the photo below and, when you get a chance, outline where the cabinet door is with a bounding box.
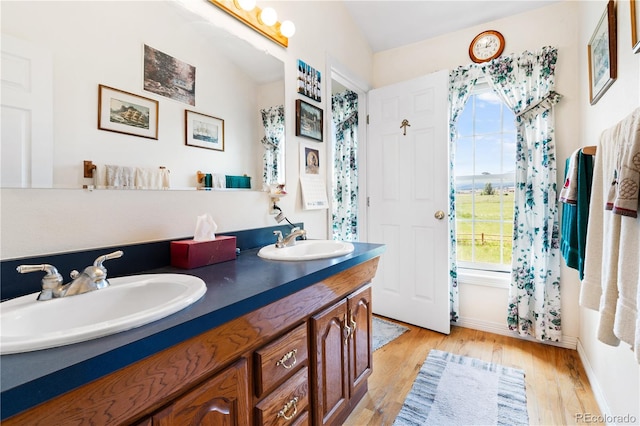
[152,358,250,426]
[347,285,372,396]
[311,299,349,426]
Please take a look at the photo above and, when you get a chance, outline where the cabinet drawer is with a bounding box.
[255,323,308,397]
[254,367,309,426]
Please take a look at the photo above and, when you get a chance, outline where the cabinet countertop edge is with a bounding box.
[0,242,385,420]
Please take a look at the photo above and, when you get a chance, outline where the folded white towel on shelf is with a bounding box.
[559,148,581,204]
[105,164,135,188]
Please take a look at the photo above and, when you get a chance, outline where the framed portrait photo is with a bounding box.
[587,0,617,105]
[295,99,323,142]
[185,110,224,151]
[98,84,159,139]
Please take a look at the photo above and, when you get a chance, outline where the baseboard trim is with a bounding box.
[455,316,578,350]
[576,339,611,421]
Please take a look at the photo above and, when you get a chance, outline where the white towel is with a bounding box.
[581,118,622,346]
[212,173,226,188]
[605,107,640,217]
[559,148,580,204]
[135,167,170,189]
[582,112,640,359]
[613,214,639,352]
[105,164,135,188]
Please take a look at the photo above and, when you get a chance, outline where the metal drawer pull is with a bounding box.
[276,396,299,421]
[276,349,297,369]
[350,314,357,338]
[343,313,352,345]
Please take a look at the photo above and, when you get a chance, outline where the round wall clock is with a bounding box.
[469,30,505,63]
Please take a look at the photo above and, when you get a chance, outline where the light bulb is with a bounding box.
[235,0,256,11]
[260,7,277,26]
[280,20,295,37]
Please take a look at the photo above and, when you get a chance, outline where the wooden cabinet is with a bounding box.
[311,285,372,426]
[151,358,250,426]
[4,258,380,426]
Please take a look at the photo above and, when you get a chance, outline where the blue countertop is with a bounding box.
[0,242,385,420]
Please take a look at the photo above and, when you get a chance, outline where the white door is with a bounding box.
[1,34,54,188]
[367,70,450,334]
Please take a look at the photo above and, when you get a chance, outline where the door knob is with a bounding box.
[434,210,445,220]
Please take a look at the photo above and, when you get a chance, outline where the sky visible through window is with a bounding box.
[455,90,516,182]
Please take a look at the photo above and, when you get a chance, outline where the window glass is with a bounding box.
[455,84,515,272]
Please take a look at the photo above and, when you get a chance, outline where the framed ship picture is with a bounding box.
[185,110,224,151]
[98,84,159,139]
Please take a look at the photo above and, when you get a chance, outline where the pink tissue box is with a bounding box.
[170,236,237,269]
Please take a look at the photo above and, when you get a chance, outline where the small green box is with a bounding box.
[226,175,251,189]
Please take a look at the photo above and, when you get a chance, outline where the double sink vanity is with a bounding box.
[0,226,384,425]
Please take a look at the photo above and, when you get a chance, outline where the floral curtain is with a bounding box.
[448,65,482,322]
[331,90,359,241]
[482,46,562,341]
[260,105,285,187]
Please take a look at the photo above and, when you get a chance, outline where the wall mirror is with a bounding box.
[1,0,284,190]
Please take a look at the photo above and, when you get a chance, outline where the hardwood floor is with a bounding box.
[345,317,603,426]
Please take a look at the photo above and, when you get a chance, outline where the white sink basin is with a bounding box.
[258,240,355,261]
[0,273,206,354]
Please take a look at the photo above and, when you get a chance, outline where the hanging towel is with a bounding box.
[105,165,135,188]
[605,107,640,217]
[560,151,593,279]
[585,127,622,346]
[135,167,170,189]
[559,149,580,204]
[212,173,226,188]
[582,112,640,357]
[612,214,639,354]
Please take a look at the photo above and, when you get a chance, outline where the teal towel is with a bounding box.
[560,152,593,280]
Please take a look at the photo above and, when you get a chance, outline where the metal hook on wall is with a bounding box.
[400,119,411,136]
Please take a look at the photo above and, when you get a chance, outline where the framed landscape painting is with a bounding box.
[587,0,617,105]
[98,84,159,139]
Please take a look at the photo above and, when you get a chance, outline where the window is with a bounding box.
[455,82,516,273]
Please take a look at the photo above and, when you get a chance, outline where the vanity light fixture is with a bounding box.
[209,0,295,48]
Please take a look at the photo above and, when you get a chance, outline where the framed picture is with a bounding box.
[632,0,640,53]
[144,44,196,106]
[98,84,159,139]
[587,0,617,105]
[295,99,323,142]
[297,59,321,102]
[185,110,224,151]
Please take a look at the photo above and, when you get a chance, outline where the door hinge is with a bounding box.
[367,196,370,207]
[366,114,369,125]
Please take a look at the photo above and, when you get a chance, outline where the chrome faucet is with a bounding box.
[17,250,124,300]
[273,227,307,248]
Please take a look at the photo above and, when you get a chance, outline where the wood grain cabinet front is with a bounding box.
[254,367,309,426]
[311,285,372,426]
[254,322,308,399]
[151,358,250,426]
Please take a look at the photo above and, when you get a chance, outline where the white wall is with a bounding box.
[0,0,373,259]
